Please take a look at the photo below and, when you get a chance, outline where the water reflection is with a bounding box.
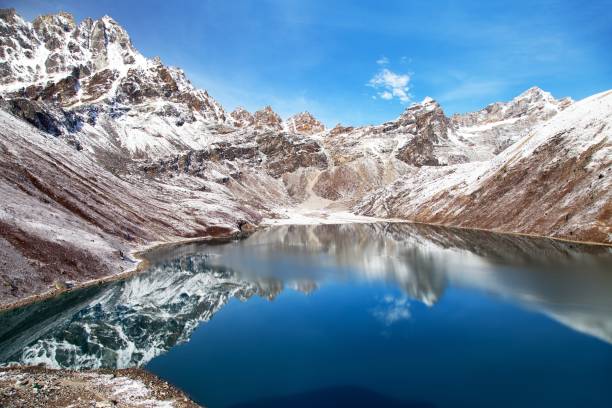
[0,223,611,369]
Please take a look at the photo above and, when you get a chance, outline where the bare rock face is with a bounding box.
[394,97,451,166]
[256,132,328,177]
[254,106,283,130]
[230,107,255,128]
[328,124,355,137]
[4,98,62,136]
[285,111,325,135]
[140,143,259,178]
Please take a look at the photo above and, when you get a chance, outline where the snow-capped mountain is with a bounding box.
[0,8,229,160]
[0,8,573,166]
[0,8,610,307]
[0,9,225,120]
[356,90,612,244]
[451,86,573,156]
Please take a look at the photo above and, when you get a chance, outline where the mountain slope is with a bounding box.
[0,108,293,305]
[356,90,612,243]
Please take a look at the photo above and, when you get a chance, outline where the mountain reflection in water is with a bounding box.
[0,223,611,370]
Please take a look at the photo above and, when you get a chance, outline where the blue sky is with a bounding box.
[4,0,612,126]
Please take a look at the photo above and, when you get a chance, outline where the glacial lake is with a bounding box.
[1,223,612,407]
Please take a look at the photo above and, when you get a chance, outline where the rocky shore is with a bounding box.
[0,366,200,407]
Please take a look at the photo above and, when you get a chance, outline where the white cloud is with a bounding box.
[376,56,390,65]
[372,295,411,326]
[368,68,412,103]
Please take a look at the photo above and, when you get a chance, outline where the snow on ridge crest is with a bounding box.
[0,8,227,124]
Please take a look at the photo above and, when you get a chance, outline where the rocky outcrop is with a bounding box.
[285,111,325,134]
[256,132,328,177]
[140,142,259,178]
[394,98,452,166]
[1,97,78,136]
[253,106,283,130]
[230,106,255,128]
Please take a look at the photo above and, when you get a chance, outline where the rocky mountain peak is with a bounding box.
[397,96,447,127]
[421,96,436,105]
[285,111,325,135]
[32,11,76,33]
[393,97,451,166]
[0,8,145,86]
[451,86,573,128]
[254,105,283,130]
[512,86,557,108]
[230,106,255,128]
[516,86,566,101]
[0,9,227,125]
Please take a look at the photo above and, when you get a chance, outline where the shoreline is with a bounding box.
[1,216,610,313]
[0,366,199,407]
[0,228,252,313]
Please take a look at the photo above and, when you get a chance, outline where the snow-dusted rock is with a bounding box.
[1,9,227,159]
[451,86,574,156]
[253,105,283,131]
[285,111,325,135]
[230,106,255,128]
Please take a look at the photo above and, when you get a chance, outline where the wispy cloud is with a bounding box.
[368,68,412,103]
[372,294,411,326]
[376,56,390,65]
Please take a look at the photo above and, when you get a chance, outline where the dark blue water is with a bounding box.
[1,223,612,407]
[147,284,612,408]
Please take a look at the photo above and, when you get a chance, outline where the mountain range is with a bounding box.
[0,9,610,307]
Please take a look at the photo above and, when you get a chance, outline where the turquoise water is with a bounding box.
[1,223,612,407]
